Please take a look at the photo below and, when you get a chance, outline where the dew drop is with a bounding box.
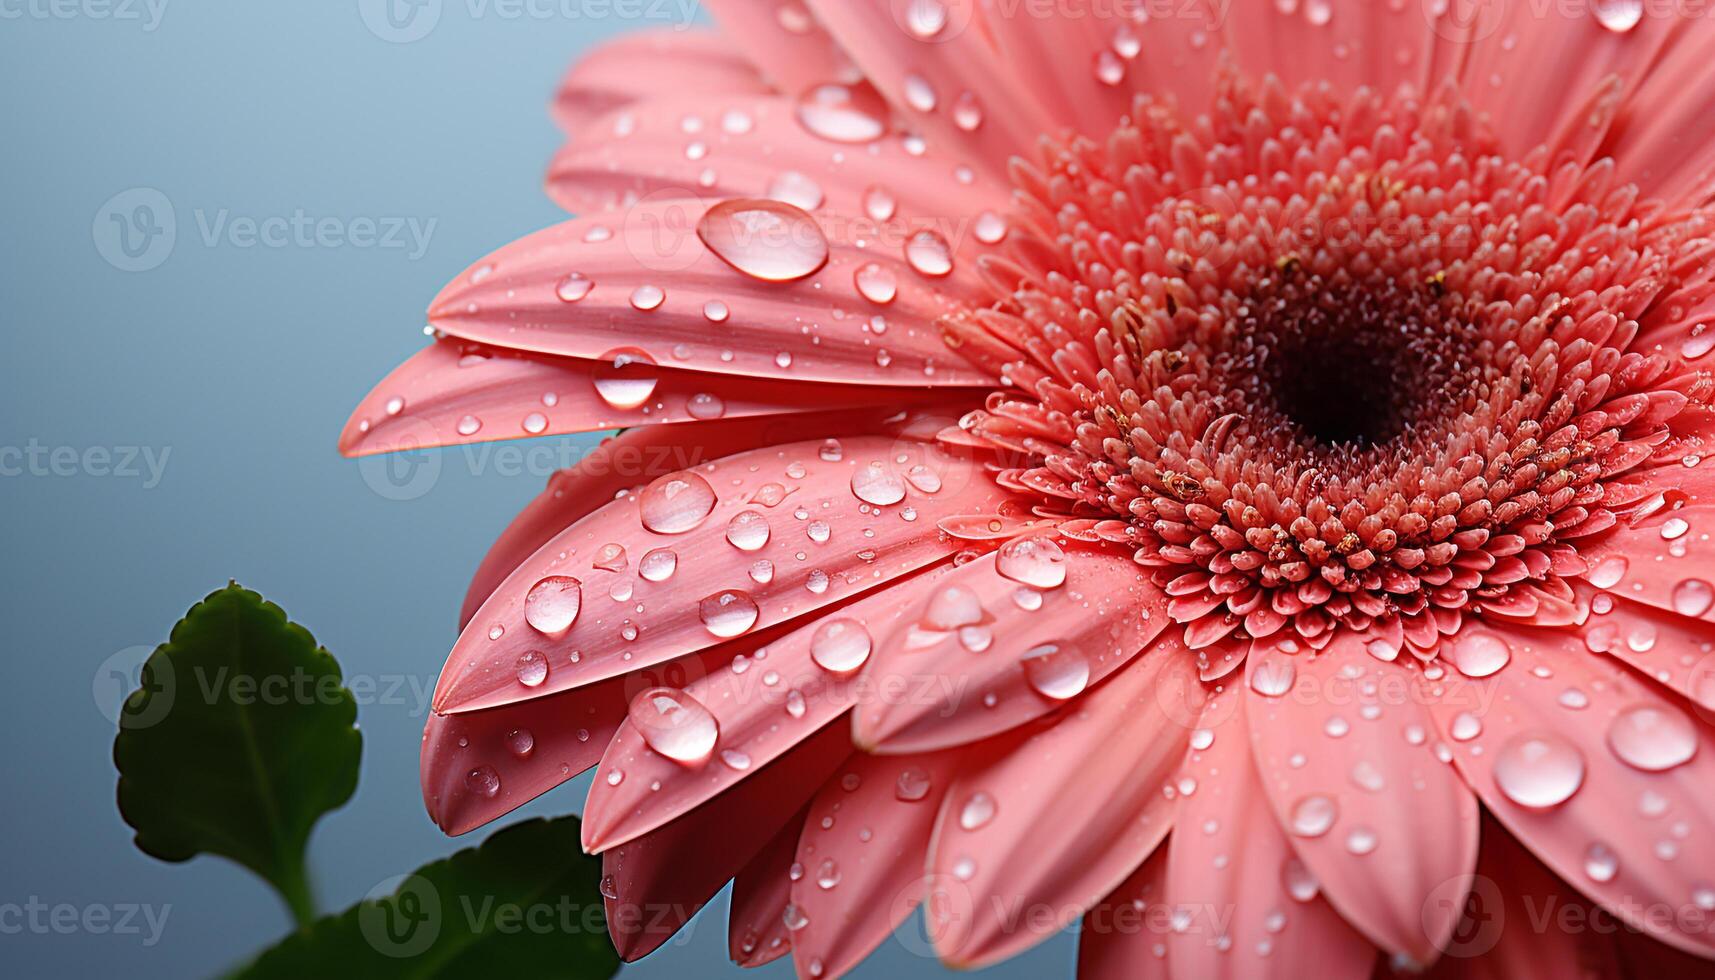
[638,548,678,582]
[506,728,535,757]
[703,299,729,322]
[1593,0,1643,32]
[592,347,659,410]
[766,170,824,211]
[524,576,582,635]
[1249,651,1297,697]
[556,272,594,302]
[1673,578,1714,617]
[809,618,873,674]
[515,649,550,688]
[699,589,760,638]
[629,687,719,765]
[795,81,889,143]
[1493,732,1585,809]
[697,199,830,282]
[996,535,1068,588]
[465,765,501,798]
[1607,703,1698,772]
[863,184,897,221]
[639,471,717,534]
[924,585,984,630]
[726,510,772,551]
[1288,794,1337,837]
[854,262,899,304]
[896,767,932,801]
[904,230,953,277]
[1021,643,1089,700]
[851,463,907,505]
[1449,631,1511,678]
[629,284,665,311]
[952,91,984,131]
[959,792,996,830]
[1584,842,1619,883]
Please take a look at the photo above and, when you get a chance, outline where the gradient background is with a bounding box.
[0,3,1070,977]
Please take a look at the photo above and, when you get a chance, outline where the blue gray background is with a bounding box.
[0,3,1070,977]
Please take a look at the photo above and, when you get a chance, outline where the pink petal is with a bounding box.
[854,543,1172,753]
[801,0,1061,173]
[1246,631,1480,965]
[420,673,628,836]
[1596,19,1715,207]
[1424,623,1715,960]
[700,0,851,96]
[1421,818,1623,980]
[546,92,1007,233]
[437,435,1012,714]
[602,723,851,961]
[427,201,996,388]
[1578,590,1715,716]
[340,337,942,457]
[925,648,1206,968]
[788,748,970,980]
[1167,692,1378,980]
[457,408,974,629]
[551,27,770,135]
[728,806,807,967]
[580,565,953,852]
[1077,843,1172,980]
[1225,0,1433,96]
[1575,503,1715,629]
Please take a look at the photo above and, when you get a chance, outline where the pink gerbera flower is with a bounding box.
[344,1,1715,976]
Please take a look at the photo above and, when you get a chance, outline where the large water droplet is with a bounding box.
[1249,651,1297,697]
[1021,643,1089,700]
[795,82,889,143]
[1449,631,1511,678]
[1673,578,1714,617]
[638,548,678,582]
[465,765,501,798]
[904,230,953,277]
[1493,732,1585,809]
[592,347,659,410]
[629,687,719,765]
[697,199,830,282]
[1288,795,1337,837]
[1593,0,1643,32]
[851,463,907,506]
[524,576,582,635]
[556,272,594,303]
[699,589,760,638]
[896,767,932,801]
[924,585,984,630]
[515,649,549,688]
[959,792,996,830]
[1607,703,1698,772]
[726,510,771,551]
[810,618,872,674]
[996,535,1068,589]
[902,0,948,38]
[639,471,717,534]
[854,262,898,304]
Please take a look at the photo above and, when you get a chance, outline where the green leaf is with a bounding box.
[234,816,621,979]
[114,583,361,926]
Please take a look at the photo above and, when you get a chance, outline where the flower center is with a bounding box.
[940,72,1710,657]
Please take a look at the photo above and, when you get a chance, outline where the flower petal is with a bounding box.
[854,542,1172,754]
[1076,844,1172,980]
[1166,692,1377,980]
[788,747,969,980]
[728,806,807,967]
[925,648,1206,968]
[552,27,770,135]
[1578,591,1715,717]
[1245,630,1480,965]
[580,565,953,852]
[340,338,938,457]
[602,723,851,961]
[1424,623,1715,960]
[1224,0,1433,96]
[701,0,852,95]
[1604,22,1715,208]
[428,200,996,388]
[438,435,1012,714]
[457,408,973,629]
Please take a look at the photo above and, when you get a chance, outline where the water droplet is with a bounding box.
[782,904,810,931]
[456,414,482,436]
[1674,579,1714,617]
[750,559,775,584]
[766,170,824,211]
[686,392,726,420]
[904,230,953,277]
[1283,858,1319,901]
[1093,49,1125,86]
[524,576,582,635]
[629,284,665,311]
[726,510,771,551]
[629,687,719,765]
[1250,651,1297,697]
[851,463,907,505]
[863,184,897,221]
[506,728,535,757]
[556,272,593,302]
[515,649,550,688]
[854,262,898,304]
[1021,643,1089,700]
[1593,0,1643,32]
[638,548,678,582]
[703,299,729,322]
[816,858,841,890]
[996,535,1068,588]
[699,589,760,638]
[1344,827,1378,855]
[1588,556,1629,589]
[592,543,628,572]
[1450,712,1483,741]
[1584,842,1619,882]
[924,585,984,629]
[896,767,932,801]
[697,199,830,282]
[952,91,984,131]
[810,618,873,674]
[592,347,659,410]
[902,73,937,112]
[1449,631,1510,678]
[795,81,889,143]
[1607,703,1698,772]
[973,210,1006,244]
[1289,795,1338,837]
[785,689,807,718]
[465,765,501,798]
[959,792,996,830]
[905,464,943,493]
[639,471,717,534]
[720,748,752,770]
[1493,732,1585,809]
